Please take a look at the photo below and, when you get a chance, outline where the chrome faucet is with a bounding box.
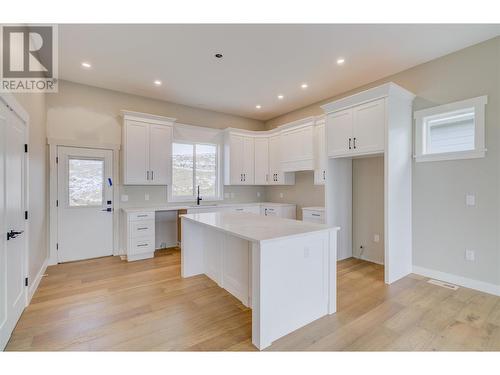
[196,185,203,205]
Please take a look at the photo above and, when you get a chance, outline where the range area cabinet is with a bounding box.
[122,110,175,185]
[313,116,327,185]
[326,97,385,157]
[224,132,255,185]
[280,117,315,172]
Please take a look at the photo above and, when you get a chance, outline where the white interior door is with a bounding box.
[57,146,113,263]
[0,105,27,349]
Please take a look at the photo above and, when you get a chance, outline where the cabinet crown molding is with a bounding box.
[121,110,176,126]
[321,82,415,114]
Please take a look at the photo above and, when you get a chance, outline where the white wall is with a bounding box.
[265,36,500,287]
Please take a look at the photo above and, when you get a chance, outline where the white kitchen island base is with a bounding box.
[181,212,339,350]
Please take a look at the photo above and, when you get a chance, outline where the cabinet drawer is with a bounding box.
[232,206,260,214]
[302,210,325,223]
[262,206,281,216]
[129,236,155,255]
[129,220,154,238]
[129,212,155,221]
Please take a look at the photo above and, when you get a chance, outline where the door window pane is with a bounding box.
[195,144,217,197]
[172,143,194,197]
[68,158,104,207]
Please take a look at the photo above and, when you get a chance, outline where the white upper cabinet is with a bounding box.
[325,97,385,158]
[352,98,386,155]
[280,118,315,172]
[313,117,327,185]
[122,111,175,185]
[224,132,255,185]
[268,134,295,185]
[254,137,269,185]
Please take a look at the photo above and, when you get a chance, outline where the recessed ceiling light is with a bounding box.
[256,105,261,109]
[154,80,162,86]
[337,58,345,65]
[81,62,92,68]
[301,83,308,89]
[277,94,284,100]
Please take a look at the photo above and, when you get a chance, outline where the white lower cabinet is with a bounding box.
[229,205,261,214]
[124,211,156,261]
[261,204,296,219]
[302,207,325,224]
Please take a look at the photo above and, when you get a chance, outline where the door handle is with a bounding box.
[146,171,150,180]
[7,230,24,241]
[151,171,154,180]
[101,208,113,212]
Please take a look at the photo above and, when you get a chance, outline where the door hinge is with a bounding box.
[56,200,59,207]
[25,277,28,287]
[25,211,28,220]
[24,144,28,153]
[56,156,59,163]
[56,243,59,250]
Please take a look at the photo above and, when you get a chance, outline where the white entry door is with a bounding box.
[0,104,27,349]
[57,147,113,263]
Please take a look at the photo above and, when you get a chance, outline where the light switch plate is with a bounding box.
[279,193,284,199]
[257,192,261,198]
[121,194,129,202]
[466,193,476,207]
[373,234,380,243]
[145,194,150,201]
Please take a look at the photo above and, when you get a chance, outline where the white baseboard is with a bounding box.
[354,255,384,266]
[412,265,500,296]
[28,258,48,303]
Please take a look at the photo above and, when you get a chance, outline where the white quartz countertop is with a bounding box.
[122,202,295,213]
[181,211,338,243]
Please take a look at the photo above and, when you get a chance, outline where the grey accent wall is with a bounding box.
[265,37,500,285]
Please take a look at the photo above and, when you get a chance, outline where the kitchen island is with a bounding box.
[181,211,339,350]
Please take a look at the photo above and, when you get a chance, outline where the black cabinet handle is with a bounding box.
[353,137,357,149]
[348,138,352,150]
[7,230,24,241]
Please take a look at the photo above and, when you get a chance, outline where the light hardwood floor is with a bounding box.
[6,248,500,351]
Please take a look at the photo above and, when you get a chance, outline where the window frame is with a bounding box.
[169,140,222,202]
[414,95,487,162]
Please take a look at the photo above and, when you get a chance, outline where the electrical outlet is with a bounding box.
[373,234,380,243]
[466,193,476,207]
[465,249,475,261]
[257,191,261,198]
[279,192,284,199]
[145,194,150,201]
[121,194,129,202]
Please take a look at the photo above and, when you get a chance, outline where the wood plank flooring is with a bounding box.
[6,248,500,351]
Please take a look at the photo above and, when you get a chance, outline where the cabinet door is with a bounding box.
[149,125,172,185]
[326,109,353,157]
[254,137,269,185]
[314,122,326,185]
[242,136,255,184]
[268,135,281,185]
[352,98,385,154]
[124,120,149,184]
[229,134,244,185]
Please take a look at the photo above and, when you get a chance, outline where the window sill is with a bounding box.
[414,149,486,163]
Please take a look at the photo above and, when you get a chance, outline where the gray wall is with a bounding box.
[265,36,500,285]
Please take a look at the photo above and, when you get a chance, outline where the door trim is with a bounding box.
[0,93,29,349]
[47,139,120,265]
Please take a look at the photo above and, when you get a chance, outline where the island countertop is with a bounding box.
[181,211,338,243]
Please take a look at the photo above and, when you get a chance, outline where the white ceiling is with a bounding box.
[59,24,500,121]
